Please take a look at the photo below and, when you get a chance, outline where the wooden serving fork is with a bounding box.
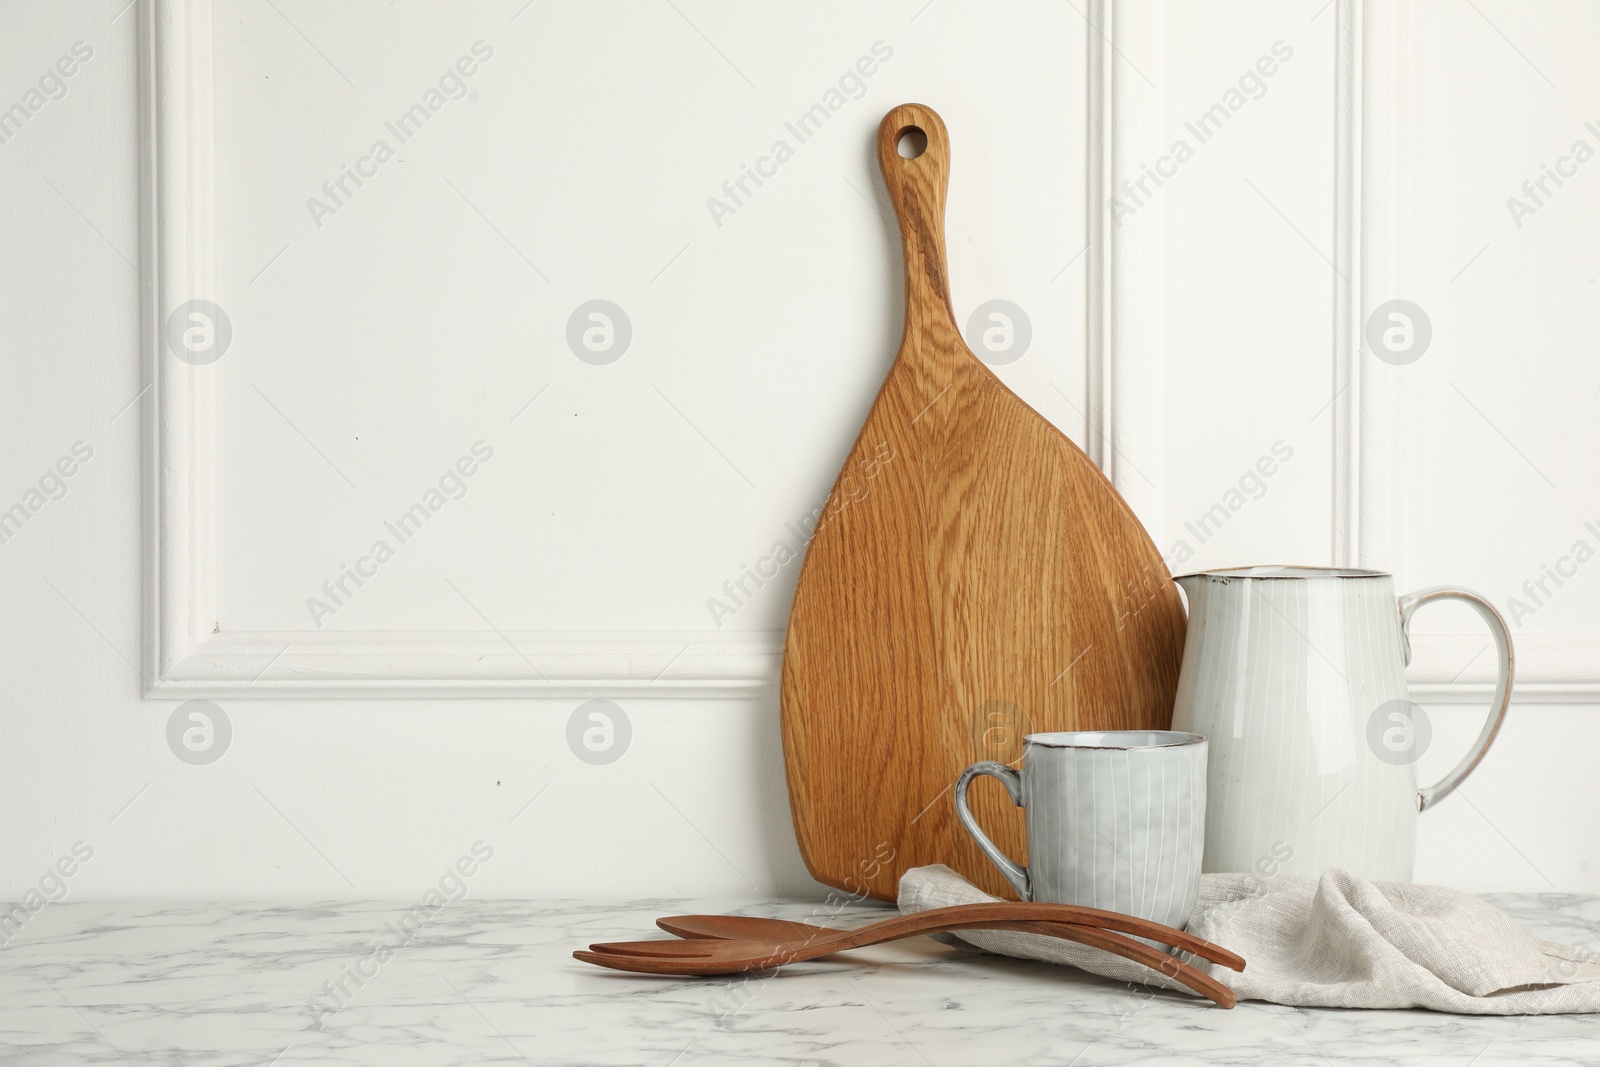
[574,902,1244,1008]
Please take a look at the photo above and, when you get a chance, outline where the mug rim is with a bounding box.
[1176,564,1390,580]
[1025,730,1206,751]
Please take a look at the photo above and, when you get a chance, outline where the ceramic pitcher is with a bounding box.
[1170,566,1513,881]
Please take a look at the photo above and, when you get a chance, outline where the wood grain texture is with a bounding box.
[779,104,1186,902]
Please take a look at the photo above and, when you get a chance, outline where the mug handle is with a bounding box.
[1398,586,1515,811]
[953,761,1030,899]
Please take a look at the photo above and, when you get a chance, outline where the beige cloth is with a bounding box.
[898,864,1600,1013]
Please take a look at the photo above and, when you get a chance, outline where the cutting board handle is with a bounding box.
[876,104,957,340]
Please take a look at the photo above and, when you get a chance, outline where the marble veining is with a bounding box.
[1,894,1597,1065]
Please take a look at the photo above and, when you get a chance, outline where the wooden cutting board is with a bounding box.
[779,104,1187,903]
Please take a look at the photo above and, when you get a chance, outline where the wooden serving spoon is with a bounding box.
[573,905,1241,1007]
[654,907,1246,972]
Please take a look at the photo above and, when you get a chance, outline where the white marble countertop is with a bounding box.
[2,894,1597,1065]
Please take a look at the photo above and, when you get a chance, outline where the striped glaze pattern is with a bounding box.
[1171,569,1419,881]
[955,731,1206,931]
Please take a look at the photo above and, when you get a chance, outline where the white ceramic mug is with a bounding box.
[954,731,1208,930]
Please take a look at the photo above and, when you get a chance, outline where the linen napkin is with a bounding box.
[898,864,1600,1013]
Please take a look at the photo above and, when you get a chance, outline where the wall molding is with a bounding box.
[1087,0,1164,531]
[1407,634,1598,704]
[143,0,1593,702]
[1332,0,1364,568]
[1095,0,1595,704]
[143,0,223,695]
[141,0,1103,699]
[1352,2,1593,703]
[137,0,783,698]
[155,630,782,699]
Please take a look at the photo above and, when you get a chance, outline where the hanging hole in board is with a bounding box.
[896,126,927,159]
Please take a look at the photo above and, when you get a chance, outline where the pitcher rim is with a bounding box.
[1025,730,1206,751]
[1175,564,1391,581]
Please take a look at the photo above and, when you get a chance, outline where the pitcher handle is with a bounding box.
[1398,586,1515,811]
[953,762,1030,899]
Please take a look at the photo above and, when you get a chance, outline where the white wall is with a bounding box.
[1,0,1596,902]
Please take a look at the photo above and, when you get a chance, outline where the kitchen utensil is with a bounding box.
[1170,566,1513,880]
[780,103,1187,903]
[955,730,1206,928]
[575,903,1242,1006]
[653,907,1245,971]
